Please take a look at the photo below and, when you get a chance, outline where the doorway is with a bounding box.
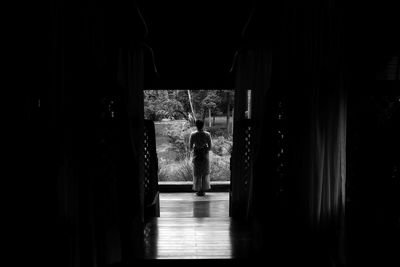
[143,89,252,220]
[143,89,236,217]
[141,88,254,259]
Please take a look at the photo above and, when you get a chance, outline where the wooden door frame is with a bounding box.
[230,87,251,218]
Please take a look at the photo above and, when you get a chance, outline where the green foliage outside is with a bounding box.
[145,90,234,182]
[144,89,234,123]
[156,120,232,182]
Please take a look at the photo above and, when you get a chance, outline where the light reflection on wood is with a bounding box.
[143,193,252,259]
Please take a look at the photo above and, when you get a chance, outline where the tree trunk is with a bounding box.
[209,108,212,127]
[187,90,196,122]
[226,92,231,135]
[231,108,234,135]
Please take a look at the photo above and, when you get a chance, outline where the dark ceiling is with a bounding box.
[136,1,256,88]
[125,1,399,88]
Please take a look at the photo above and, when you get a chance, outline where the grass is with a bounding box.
[154,121,181,162]
[204,115,233,126]
[154,118,232,182]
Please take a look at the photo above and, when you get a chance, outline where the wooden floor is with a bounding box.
[143,193,253,259]
[160,192,229,217]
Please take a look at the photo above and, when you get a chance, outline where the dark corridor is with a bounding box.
[20,1,399,267]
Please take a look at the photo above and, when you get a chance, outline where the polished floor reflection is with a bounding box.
[160,192,229,217]
[143,193,252,259]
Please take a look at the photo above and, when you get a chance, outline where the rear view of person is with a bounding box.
[189,120,212,196]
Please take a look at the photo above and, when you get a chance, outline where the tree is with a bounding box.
[189,90,223,125]
[201,91,221,127]
[226,91,231,134]
[219,90,234,135]
[144,90,232,130]
[187,90,196,123]
[144,90,185,121]
[190,90,207,120]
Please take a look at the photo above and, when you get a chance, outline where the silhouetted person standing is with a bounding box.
[189,120,211,196]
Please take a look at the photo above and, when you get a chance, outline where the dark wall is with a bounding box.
[343,2,400,264]
[346,91,400,266]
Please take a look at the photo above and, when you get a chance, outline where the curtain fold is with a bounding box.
[116,45,145,263]
[308,87,346,229]
[306,84,347,265]
[301,1,347,264]
[277,1,347,265]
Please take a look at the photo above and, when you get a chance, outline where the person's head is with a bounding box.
[195,120,204,131]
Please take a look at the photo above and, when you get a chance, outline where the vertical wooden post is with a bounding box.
[230,82,248,218]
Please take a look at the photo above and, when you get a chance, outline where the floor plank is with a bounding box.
[143,193,253,259]
[159,192,229,218]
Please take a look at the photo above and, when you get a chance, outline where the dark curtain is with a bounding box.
[280,1,347,265]
[305,79,347,266]
[231,0,347,264]
[116,46,145,263]
[32,1,148,266]
[230,46,273,258]
[231,46,273,220]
